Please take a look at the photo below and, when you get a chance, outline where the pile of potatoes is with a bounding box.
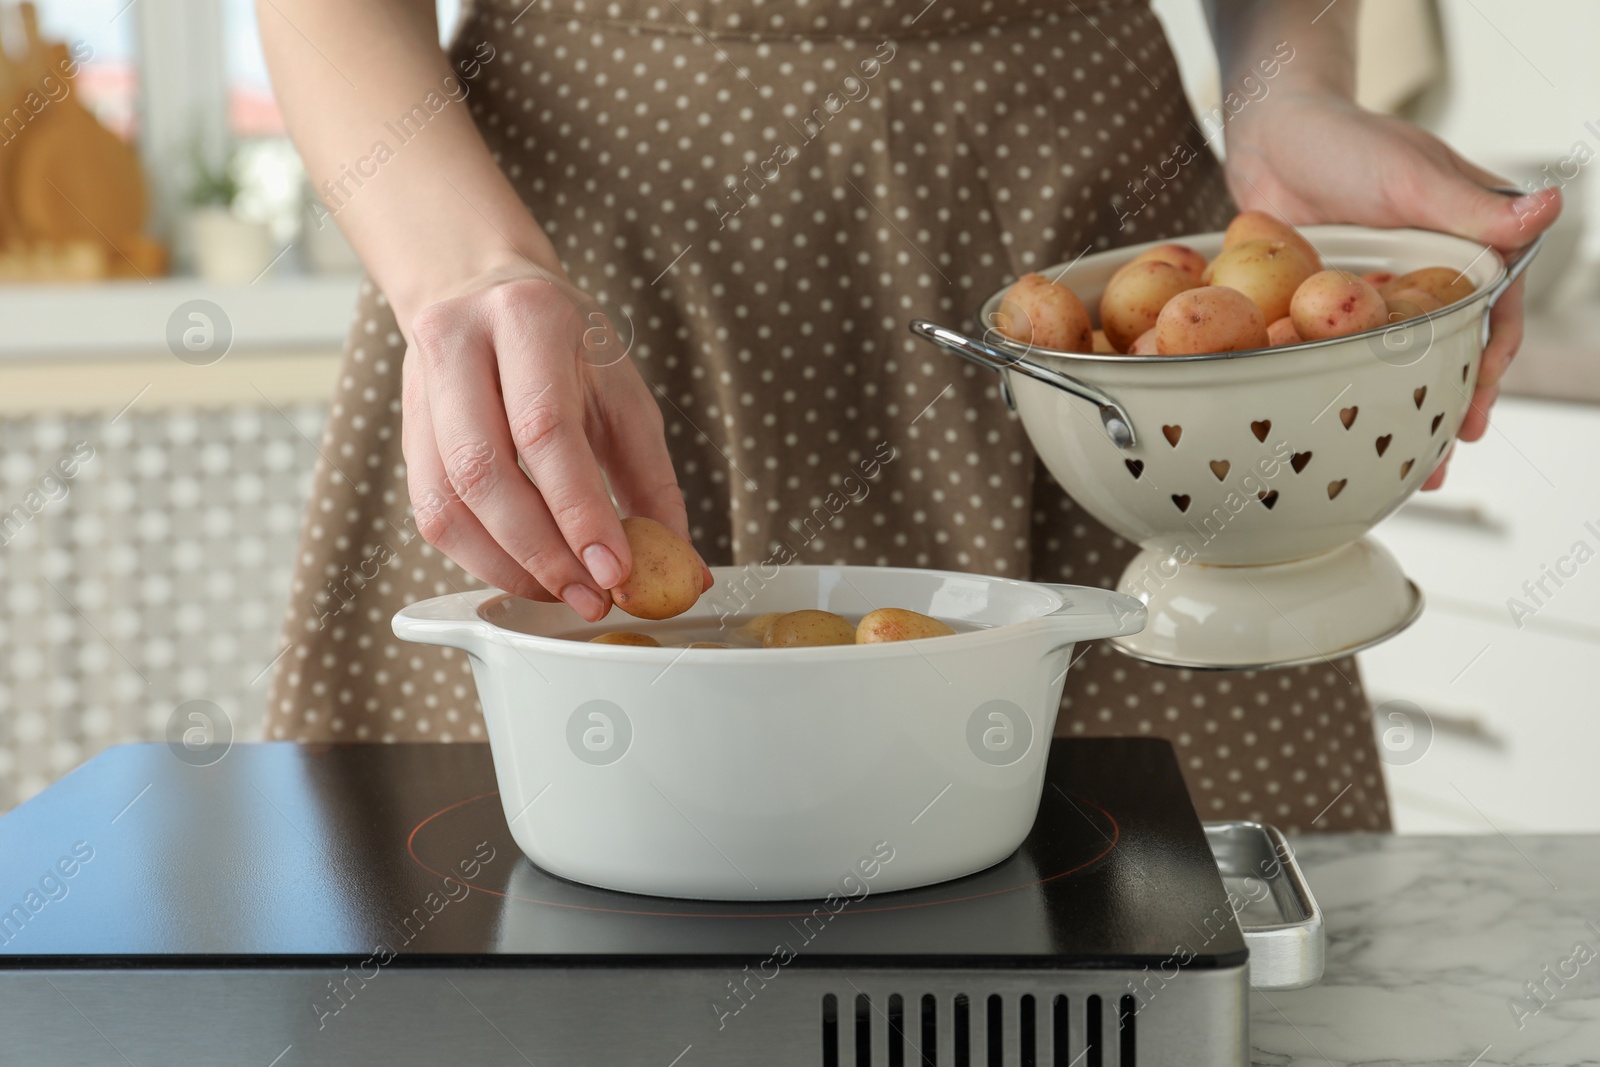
[995,211,1475,357]
[590,607,957,648]
[584,517,959,647]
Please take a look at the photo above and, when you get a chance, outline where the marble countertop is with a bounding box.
[1256,834,1600,1066]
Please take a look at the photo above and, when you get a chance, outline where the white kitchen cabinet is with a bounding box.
[1362,396,1600,833]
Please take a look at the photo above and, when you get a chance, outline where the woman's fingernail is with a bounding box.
[562,583,609,621]
[582,543,623,588]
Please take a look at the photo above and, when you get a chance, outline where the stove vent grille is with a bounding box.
[820,991,1137,1067]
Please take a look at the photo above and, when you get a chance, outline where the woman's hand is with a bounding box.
[1221,91,1562,488]
[402,264,708,619]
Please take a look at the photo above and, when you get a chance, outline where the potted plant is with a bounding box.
[185,145,277,283]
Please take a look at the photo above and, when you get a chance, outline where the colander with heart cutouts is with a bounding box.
[910,222,1541,670]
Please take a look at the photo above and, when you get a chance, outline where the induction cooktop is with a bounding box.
[0,738,1305,1066]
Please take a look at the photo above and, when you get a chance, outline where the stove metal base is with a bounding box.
[1,964,1249,1066]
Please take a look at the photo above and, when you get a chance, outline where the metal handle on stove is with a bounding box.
[1203,820,1325,991]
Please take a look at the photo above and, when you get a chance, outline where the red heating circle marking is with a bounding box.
[407,790,1121,919]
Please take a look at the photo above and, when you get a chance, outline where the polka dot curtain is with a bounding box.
[0,405,322,811]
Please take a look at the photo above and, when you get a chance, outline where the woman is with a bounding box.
[259,0,1555,832]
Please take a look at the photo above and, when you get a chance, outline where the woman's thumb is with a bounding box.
[1425,180,1562,253]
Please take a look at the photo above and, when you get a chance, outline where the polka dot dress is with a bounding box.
[268,0,1390,833]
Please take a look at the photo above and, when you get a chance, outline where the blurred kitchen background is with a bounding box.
[0,0,1594,832]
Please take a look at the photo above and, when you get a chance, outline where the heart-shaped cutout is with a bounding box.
[1163,425,1183,447]
[1172,494,1191,513]
[1327,479,1347,500]
[1209,459,1231,481]
[1125,459,1144,479]
[1251,419,1272,443]
[1375,434,1392,457]
[1258,490,1279,510]
[1340,406,1358,429]
[1414,386,1428,409]
[1431,413,1444,434]
[1291,450,1312,474]
[1400,458,1415,478]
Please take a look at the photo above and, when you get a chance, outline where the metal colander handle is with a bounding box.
[908,319,1138,449]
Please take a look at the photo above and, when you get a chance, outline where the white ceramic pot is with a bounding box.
[188,206,277,283]
[914,224,1540,669]
[394,565,1144,901]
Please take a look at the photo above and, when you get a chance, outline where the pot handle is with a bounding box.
[908,319,1139,449]
[1204,820,1325,991]
[1038,584,1147,641]
[391,589,504,654]
[1485,185,1547,309]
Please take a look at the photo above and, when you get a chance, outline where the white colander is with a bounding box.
[911,223,1540,669]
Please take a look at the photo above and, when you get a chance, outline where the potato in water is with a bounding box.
[590,631,660,646]
[610,517,703,620]
[994,273,1093,352]
[856,608,956,644]
[763,610,857,648]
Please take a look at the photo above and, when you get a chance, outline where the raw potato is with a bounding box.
[1091,329,1118,354]
[994,273,1093,352]
[1381,266,1475,307]
[1126,327,1160,355]
[735,611,782,643]
[1361,270,1396,289]
[1099,260,1200,352]
[1267,316,1303,346]
[1155,286,1269,355]
[1289,270,1389,341]
[856,608,957,644]
[1129,243,1207,280]
[590,631,661,646]
[1201,239,1316,322]
[1385,287,1444,323]
[763,610,857,648]
[1223,210,1320,269]
[610,516,703,620]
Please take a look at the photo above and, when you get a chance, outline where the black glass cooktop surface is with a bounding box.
[0,739,1245,969]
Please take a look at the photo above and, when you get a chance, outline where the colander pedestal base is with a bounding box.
[1110,537,1424,671]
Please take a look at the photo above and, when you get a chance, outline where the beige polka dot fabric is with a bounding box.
[268,0,1390,833]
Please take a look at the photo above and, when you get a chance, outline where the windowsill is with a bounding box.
[0,274,363,359]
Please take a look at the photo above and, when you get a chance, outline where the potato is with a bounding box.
[1129,242,1207,280]
[1385,286,1445,323]
[1289,270,1389,341]
[1126,326,1160,355]
[856,608,957,644]
[994,273,1093,352]
[734,611,782,644]
[1155,286,1269,355]
[1091,329,1119,354]
[685,641,731,649]
[1361,270,1396,289]
[1267,315,1303,346]
[610,517,703,620]
[1201,239,1316,322]
[1099,260,1200,352]
[590,631,660,646]
[1223,210,1320,269]
[763,610,857,648]
[1381,266,1475,306]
